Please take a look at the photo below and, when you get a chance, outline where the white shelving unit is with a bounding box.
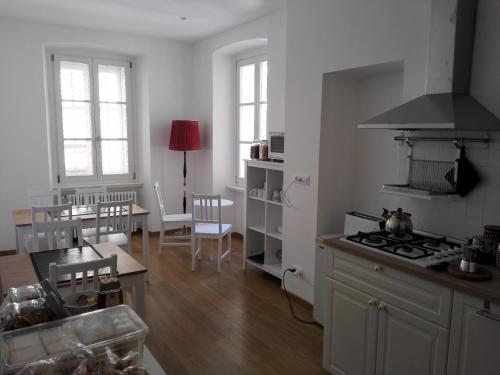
[243,160,284,279]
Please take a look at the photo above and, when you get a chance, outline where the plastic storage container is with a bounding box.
[0,305,148,374]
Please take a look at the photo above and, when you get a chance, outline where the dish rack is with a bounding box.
[381,134,489,198]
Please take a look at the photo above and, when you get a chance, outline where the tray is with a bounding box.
[447,264,492,281]
[30,246,109,282]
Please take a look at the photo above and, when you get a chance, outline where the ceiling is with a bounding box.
[0,0,286,42]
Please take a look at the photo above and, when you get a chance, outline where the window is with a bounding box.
[51,54,134,183]
[237,55,268,180]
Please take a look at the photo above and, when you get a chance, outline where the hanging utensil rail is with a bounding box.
[394,135,490,148]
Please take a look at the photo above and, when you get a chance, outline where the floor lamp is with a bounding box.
[169,120,201,215]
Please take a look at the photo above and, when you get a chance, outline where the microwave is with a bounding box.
[269,132,285,160]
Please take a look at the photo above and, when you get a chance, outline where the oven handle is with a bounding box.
[477,301,500,322]
[477,309,500,322]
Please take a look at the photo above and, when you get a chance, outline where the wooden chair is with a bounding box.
[29,203,73,252]
[49,254,117,294]
[191,193,232,272]
[75,186,107,205]
[154,182,192,254]
[83,200,133,254]
[27,190,61,206]
[32,218,83,252]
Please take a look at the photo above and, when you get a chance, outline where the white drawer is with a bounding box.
[331,248,452,327]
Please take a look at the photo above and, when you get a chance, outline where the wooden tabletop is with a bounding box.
[324,236,500,304]
[12,204,149,227]
[0,243,146,298]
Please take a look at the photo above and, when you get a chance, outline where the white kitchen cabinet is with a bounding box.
[376,301,449,375]
[324,279,378,375]
[447,292,500,375]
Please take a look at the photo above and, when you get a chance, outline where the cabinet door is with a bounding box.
[447,292,500,375]
[323,279,378,375]
[376,302,449,375]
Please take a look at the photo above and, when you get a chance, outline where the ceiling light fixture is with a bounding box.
[180,16,187,21]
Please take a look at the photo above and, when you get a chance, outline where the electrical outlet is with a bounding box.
[291,265,303,277]
[294,175,310,185]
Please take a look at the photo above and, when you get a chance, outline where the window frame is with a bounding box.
[236,54,268,182]
[50,52,135,186]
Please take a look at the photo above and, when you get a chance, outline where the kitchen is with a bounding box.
[313,0,500,374]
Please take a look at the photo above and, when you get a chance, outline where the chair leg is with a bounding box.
[191,234,197,272]
[217,237,222,272]
[197,237,202,260]
[227,232,232,262]
[158,225,164,254]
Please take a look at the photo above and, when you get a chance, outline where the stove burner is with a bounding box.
[361,236,388,246]
[390,244,430,259]
[395,245,413,253]
[388,233,414,241]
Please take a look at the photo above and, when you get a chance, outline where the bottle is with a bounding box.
[250,140,260,160]
[259,140,269,161]
[97,277,123,309]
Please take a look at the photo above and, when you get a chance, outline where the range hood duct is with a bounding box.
[359,0,500,130]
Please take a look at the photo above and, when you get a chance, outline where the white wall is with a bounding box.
[0,17,193,250]
[283,0,432,302]
[192,10,287,235]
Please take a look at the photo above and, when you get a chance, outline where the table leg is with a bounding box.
[142,215,149,281]
[134,274,145,319]
[16,227,25,254]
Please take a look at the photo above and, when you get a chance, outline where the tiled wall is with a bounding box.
[395,131,500,240]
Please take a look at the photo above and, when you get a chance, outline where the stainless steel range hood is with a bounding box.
[359,0,500,130]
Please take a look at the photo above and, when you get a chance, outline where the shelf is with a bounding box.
[246,258,282,279]
[248,226,266,235]
[248,196,267,203]
[267,200,283,207]
[267,231,283,241]
[380,186,458,201]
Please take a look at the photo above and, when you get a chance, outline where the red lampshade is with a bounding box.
[168,120,202,151]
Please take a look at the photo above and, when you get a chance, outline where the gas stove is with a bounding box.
[343,230,464,267]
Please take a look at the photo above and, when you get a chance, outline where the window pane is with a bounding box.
[239,105,254,141]
[60,61,90,101]
[98,64,126,102]
[259,103,267,140]
[64,140,93,176]
[62,101,92,139]
[239,64,255,104]
[239,143,251,179]
[260,61,268,102]
[101,140,129,175]
[100,103,127,138]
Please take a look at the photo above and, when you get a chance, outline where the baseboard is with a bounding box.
[0,250,17,256]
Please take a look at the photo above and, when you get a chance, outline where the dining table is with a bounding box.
[11,204,150,273]
[0,242,147,318]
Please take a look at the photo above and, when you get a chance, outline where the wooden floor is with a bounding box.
[130,232,327,375]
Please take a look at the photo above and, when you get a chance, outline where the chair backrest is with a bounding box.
[27,190,61,206]
[191,193,222,233]
[75,186,107,205]
[96,200,133,242]
[32,218,83,252]
[153,182,166,217]
[31,203,73,252]
[49,254,117,294]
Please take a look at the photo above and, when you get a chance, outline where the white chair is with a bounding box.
[32,218,83,252]
[49,254,117,294]
[27,190,61,206]
[154,182,192,254]
[83,200,133,254]
[191,193,232,272]
[75,186,107,205]
[29,203,73,252]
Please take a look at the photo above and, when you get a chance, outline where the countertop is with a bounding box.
[321,236,500,305]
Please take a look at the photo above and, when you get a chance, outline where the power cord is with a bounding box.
[282,268,317,325]
[281,179,296,207]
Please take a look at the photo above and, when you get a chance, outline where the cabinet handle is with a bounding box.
[477,309,500,322]
[374,265,383,272]
[378,303,386,311]
[368,299,378,306]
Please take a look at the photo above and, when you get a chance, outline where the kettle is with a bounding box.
[382,208,413,235]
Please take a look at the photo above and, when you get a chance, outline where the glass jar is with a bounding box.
[259,140,269,161]
[250,140,260,160]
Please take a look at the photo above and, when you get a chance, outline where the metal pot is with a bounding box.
[382,208,413,234]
